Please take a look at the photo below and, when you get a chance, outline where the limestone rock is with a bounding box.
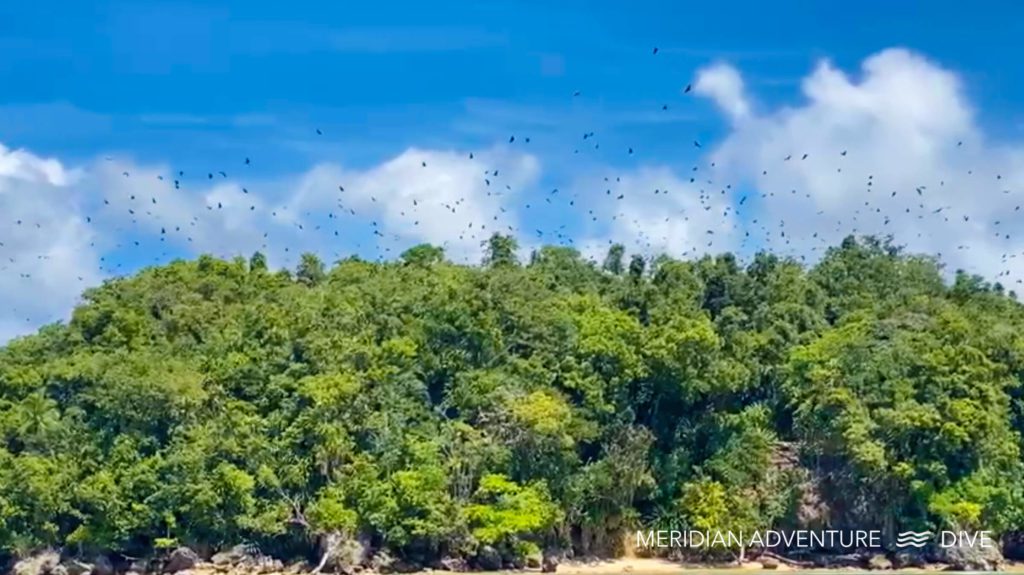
[475,546,502,572]
[333,536,370,573]
[938,540,1004,571]
[891,551,926,569]
[14,551,61,575]
[541,548,561,573]
[438,556,469,572]
[1003,533,1024,561]
[165,547,200,574]
[64,560,93,575]
[256,559,284,574]
[370,551,396,573]
[92,556,114,575]
[211,545,250,567]
[866,554,892,570]
[385,559,419,574]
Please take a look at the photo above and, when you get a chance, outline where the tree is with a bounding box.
[603,245,625,275]
[401,244,446,267]
[628,255,646,281]
[3,237,1024,565]
[482,234,519,267]
[466,474,561,556]
[249,251,268,273]
[297,253,327,286]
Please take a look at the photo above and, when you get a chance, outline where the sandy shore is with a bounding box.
[559,559,695,574]
[555,557,1024,574]
[174,557,1024,575]
[558,558,788,574]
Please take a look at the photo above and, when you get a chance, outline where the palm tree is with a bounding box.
[16,392,60,452]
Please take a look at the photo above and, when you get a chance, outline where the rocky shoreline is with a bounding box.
[7,543,1017,575]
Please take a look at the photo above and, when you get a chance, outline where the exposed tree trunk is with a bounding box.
[311,531,342,574]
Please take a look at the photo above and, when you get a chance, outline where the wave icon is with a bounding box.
[896,531,933,548]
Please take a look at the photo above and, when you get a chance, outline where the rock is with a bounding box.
[938,540,1004,571]
[475,546,502,572]
[64,561,93,575]
[1003,533,1024,561]
[333,536,370,573]
[372,551,417,575]
[14,551,62,575]
[165,547,200,574]
[386,560,420,574]
[500,547,525,571]
[891,552,926,569]
[370,551,397,573]
[865,554,892,570]
[761,557,780,570]
[313,531,370,574]
[541,548,560,573]
[212,545,250,567]
[92,556,113,575]
[438,556,469,572]
[810,556,830,569]
[255,559,284,574]
[50,565,68,575]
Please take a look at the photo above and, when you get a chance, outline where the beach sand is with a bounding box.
[554,557,1024,574]
[557,558,784,574]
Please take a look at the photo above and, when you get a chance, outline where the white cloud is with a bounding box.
[694,62,752,123]
[7,46,1024,343]
[283,146,540,262]
[575,166,738,263]
[0,143,541,342]
[83,145,541,270]
[91,159,272,260]
[0,144,101,342]
[698,48,1024,286]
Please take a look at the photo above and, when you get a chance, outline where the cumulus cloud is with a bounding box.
[694,62,752,123]
[0,144,101,342]
[91,159,273,260]
[0,143,541,342]
[283,146,540,261]
[697,48,1024,286]
[7,46,1024,343]
[574,166,738,262]
[87,145,540,267]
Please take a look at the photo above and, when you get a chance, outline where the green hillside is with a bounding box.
[3,234,1024,567]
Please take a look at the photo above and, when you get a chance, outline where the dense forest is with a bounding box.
[4,234,1024,569]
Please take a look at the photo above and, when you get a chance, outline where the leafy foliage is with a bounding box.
[3,235,1024,561]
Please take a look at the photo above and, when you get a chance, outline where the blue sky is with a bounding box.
[3,1,1024,340]
[5,1,1024,166]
